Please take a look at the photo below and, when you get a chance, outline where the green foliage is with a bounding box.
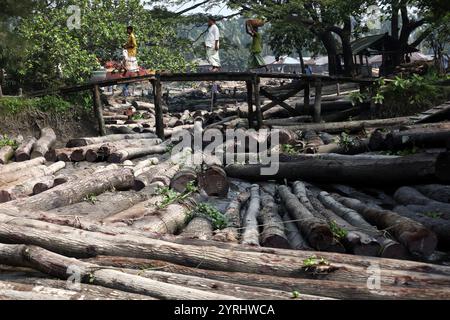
[0,96,71,115]
[132,113,144,121]
[329,220,348,240]
[291,291,301,299]
[338,132,356,151]
[83,193,98,205]
[190,203,228,230]
[282,144,299,155]
[0,135,19,149]
[422,211,443,219]
[349,92,368,106]
[156,181,198,209]
[302,255,330,270]
[382,147,419,156]
[3,0,192,90]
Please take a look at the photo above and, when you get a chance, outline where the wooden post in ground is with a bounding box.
[0,85,2,98]
[313,80,323,123]
[304,83,310,111]
[369,84,377,118]
[93,85,106,136]
[253,76,263,130]
[153,75,164,140]
[336,83,341,96]
[246,80,254,128]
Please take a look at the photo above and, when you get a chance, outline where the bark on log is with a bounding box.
[180,217,213,241]
[50,185,160,220]
[2,168,135,212]
[0,146,15,165]
[384,126,450,151]
[414,185,450,203]
[108,145,167,163]
[0,244,237,300]
[259,193,290,249]
[278,185,333,250]
[0,216,448,289]
[198,165,229,197]
[280,207,312,250]
[394,187,450,217]
[241,185,261,246]
[226,152,450,185]
[170,168,197,194]
[83,256,450,300]
[66,133,157,148]
[14,137,37,162]
[0,278,152,300]
[130,195,200,235]
[304,131,324,154]
[0,175,55,203]
[336,196,438,257]
[272,117,411,133]
[0,157,45,175]
[213,192,249,243]
[0,161,65,187]
[318,191,410,259]
[307,189,381,256]
[394,206,450,249]
[31,175,58,195]
[31,128,56,159]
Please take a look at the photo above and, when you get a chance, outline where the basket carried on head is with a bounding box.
[246,19,266,28]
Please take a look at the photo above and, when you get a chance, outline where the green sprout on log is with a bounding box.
[282,144,299,155]
[189,203,228,230]
[156,181,198,209]
[83,193,98,205]
[422,211,443,219]
[302,255,330,271]
[329,220,348,240]
[292,291,301,299]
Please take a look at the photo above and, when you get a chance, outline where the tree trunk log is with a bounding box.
[2,168,134,212]
[108,145,166,163]
[0,244,236,300]
[198,165,229,197]
[280,206,312,250]
[241,185,261,246]
[259,192,290,249]
[170,168,197,194]
[180,217,213,241]
[82,256,450,300]
[66,133,157,148]
[394,206,450,249]
[394,187,450,217]
[0,175,55,203]
[307,189,381,256]
[272,117,411,133]
[225,152,450,185]
[278,185,333,250]
[0,157,45,175]
[414,184,450,203]
[31,128,56,159]
[336,195,438,257]
[213,192,249,243]
[0,217,448,291]
[0,161,65,187]
[14,137,37,162]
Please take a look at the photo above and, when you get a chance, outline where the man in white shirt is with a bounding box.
[205,16,221,72]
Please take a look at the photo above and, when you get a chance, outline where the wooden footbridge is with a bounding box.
[28,72,378,139]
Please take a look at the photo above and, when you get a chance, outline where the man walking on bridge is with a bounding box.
[205,16,221,72]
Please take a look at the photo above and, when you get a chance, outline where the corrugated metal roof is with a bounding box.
[351,34,387,55]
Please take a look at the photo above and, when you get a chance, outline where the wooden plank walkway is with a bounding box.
[25,71,379,139]
[410,100,450,124]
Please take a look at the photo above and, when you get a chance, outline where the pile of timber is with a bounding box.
[0,127,56,165]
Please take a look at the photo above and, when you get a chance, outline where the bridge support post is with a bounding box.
[246,80,254,128]
[93,85,106,136]
[253,75,263,130]
[153,74,165,140]
[313,80,323,123]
